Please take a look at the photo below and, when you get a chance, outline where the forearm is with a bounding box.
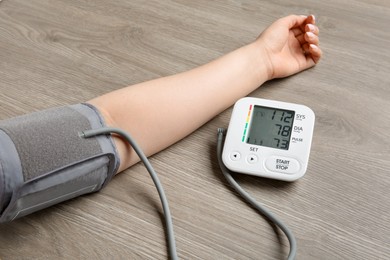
[88,42,271,172]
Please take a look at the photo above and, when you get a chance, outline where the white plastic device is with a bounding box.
[222,97,315,181]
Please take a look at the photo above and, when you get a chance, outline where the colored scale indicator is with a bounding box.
[242,105,253,142]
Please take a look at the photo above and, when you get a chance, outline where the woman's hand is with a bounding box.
[256,15,322,80]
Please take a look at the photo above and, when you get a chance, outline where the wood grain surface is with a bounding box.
[0,0,389,259]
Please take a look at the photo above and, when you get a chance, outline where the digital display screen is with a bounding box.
[246,106,295,150]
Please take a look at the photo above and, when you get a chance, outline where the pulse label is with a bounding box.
[291,137,303,143]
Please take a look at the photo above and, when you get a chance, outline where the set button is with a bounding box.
[230,151,241,161]
[229,152,258,164]
[246,154,258,164]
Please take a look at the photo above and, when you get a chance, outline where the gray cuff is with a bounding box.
[0,103,120,222]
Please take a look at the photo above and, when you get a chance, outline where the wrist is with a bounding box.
[245,41,274,82]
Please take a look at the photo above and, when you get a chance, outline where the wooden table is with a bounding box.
[0,0,389,259]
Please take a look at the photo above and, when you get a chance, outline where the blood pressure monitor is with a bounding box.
[222,97,315,181]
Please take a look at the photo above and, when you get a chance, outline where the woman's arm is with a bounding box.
[88,14,322,173]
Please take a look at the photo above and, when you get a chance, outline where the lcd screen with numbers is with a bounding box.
[222,97,315,181]
[246,106,295,150]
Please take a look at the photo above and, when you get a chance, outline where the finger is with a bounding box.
[302,43,310,54]
[302,44,316,70]
[305,24,319,36]
[281,14,308,30]
[292,27,304,37]
[302,43,322,67]
[304,32,319,45]
[296,33,306,45]
[305,14,316,25]
[298,14,315,34]
[309,44,322,64]
[299,14,316,33]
